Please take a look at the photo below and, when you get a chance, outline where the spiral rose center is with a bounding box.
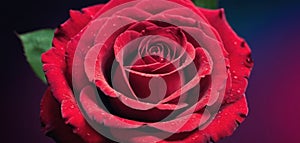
[138,36,176,64]
[110,33,188,104]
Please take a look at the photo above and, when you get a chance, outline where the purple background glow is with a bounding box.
[1,0,299,142]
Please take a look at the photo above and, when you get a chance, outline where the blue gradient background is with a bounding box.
[1,0,299,142]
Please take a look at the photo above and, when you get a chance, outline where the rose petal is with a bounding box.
[135,0,180,14]
[115,7,152,21]
[123,58,185,103]
[180,95,248,143]
[128,20,158,32]
[146,95,248,143]
[92,0,140,19]
[181,26,229,103]
[123,41,195,76]
[65,33,89,91]
[114,30,142,63]
[148,113,210,133]
[40,88,85,143]
[180,26,226,62]
[167,0,210,24]
[199,8,254,103]
[158,48,212,104]
[115,87,188,111]
[111,62,139,100]
[111,63,188,109]
[148,14,198,28]
[125,62,166,73]
[43,4,104,102]
[66,19,110,91]
[144,26,187,46]
[42,47,72,102]
[110,128,165,143]
[79,85,145,128]
[162,7,201,21]
[108,95,188,122]
[85,43,120,98]
[60,99,109,143]
[94,15,136,44]
[82,4,106,18]
[151,42,195,73]
[53,5,104,48]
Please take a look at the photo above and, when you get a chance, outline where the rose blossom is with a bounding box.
[40,0,253,142]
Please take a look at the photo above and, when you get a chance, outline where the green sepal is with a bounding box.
[19,29,54,83]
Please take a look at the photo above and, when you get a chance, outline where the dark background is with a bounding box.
[1,0,300,142]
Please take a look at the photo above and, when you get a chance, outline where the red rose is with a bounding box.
[41,0,253,142]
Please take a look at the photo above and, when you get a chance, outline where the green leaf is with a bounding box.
[192,0,218,9]
[18,29,54,83]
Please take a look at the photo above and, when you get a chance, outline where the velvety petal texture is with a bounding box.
[41,0,253,143]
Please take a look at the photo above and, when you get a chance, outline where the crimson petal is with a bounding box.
[94,15,136,44]
[199,8,254,103]
[80,85,145,128]
[135,0,180,14]
[180,96,248,143]
[115,7,152,21]
[114,30,142,63]
[148,113,210,133]
[40,88,85,143]
[53,5,104,48]
[158,48,212,104]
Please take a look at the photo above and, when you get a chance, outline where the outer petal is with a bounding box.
[153,95,248,143]
[60,98,109,143]
[41,4,109,143]
[180,95,248,143]
[43,4,104,102]
[40,88,85,143]
[79,85,145,128]
[40,89,109,143]
[199,8,254,103]
[53,4,104,49]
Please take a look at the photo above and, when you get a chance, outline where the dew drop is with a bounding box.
[192,136,198,140]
